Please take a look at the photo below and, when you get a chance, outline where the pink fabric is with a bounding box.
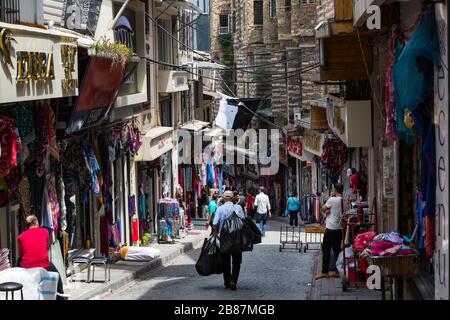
[385,30,401,142]
[353,231,376,251]
[370,241,396,256]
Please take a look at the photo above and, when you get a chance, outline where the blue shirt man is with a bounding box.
[212,190,245,291]
[213,197,245,234]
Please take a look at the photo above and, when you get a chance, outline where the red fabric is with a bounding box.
[353,231,376,251]
[426,215,435,257]
[359,256,368,273]
[350,173,361,192]
[18,228,50,268]
[132,219,139,243]
[245,195,255,209]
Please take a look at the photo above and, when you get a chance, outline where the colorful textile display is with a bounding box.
[81,139,101,197]
[34,105,48,177]
[353,231,376,252]
[158,199,180,241]
[394,7,439,115]
[0,115,19,178]
[361,231,416,257]
[321,136,347,177]
[41,175,61,239]
[11,105,35,145]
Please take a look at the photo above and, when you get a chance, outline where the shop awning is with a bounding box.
[0,22,94,48]
[134,126,174,162]
[180,120,210,132]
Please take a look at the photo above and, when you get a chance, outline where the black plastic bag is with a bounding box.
[243,217,262,245]
[220,212,255,254]
[195,236,224,276]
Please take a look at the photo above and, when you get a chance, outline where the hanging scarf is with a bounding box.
[0,116,18,178]
[385,30,405,141]
[34,105,48,177]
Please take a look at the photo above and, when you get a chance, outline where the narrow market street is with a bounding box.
[95,219,314,300]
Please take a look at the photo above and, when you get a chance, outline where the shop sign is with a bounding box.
[0,29,79,104]
[62,0,103,35]
[434,2,449,300]
[302,129,324,157]
[288,136,302,160]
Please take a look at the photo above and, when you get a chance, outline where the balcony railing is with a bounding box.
[0,0,20,24]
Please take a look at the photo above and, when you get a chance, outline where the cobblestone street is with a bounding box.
[96,219,315,300]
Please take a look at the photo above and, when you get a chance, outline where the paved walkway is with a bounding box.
[65,229,210,300]
[308,252,382,300]
[95,219,314,300]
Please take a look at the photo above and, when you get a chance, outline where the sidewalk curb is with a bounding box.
[73,234,207,300]
[307,251,320,300]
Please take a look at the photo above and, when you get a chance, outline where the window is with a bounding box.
[0,0,20,23]
[219,14,229,34]
[301,0,315,4]
[285,0,291,12]
[253,1,263,26]
[270,0,276,18]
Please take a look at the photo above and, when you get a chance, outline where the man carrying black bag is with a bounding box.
[212,190,246,291]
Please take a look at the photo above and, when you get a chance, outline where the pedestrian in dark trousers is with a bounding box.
[315,184,346,280]
[212,191,246,290]
[253,187,272,237]
[287,192,301,227]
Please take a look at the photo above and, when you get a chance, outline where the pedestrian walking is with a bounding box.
[207,194,219,229]
[245,192,255,219]
[315,184,346,280]
[18,215,67,299]
[212,191,246,290]
[253,186,272,237]
[234,190,247,215]
[287,192,301,227]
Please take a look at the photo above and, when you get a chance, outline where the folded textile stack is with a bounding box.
[361,231,416,257]
[0,248,11,272]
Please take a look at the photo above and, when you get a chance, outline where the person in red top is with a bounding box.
[18,215,65,298]
[245,193,255,219]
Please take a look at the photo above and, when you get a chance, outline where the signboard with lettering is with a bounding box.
[67,57,127,133]
[62,0,103,35]
[0,29,79,104]
[302,129,324,157]
[435,1,449,300]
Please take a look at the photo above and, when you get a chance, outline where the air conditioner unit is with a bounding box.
[294,113,302,121]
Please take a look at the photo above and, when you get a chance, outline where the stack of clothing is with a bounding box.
[0,248,10,272]
[361,231,416,257]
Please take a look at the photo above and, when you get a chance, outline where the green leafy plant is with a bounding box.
[89,36,135,66]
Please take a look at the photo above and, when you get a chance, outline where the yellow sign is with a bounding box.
[61,45,78,92]
[16,51,55,82]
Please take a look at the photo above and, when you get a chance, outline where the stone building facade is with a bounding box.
[210,0,321,126]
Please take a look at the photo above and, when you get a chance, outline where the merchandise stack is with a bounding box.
[157,199,180,243]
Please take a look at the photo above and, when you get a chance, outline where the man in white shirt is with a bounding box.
[253,187,272,237]
[315,183,346,280]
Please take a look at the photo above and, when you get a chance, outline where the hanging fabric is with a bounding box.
[34,105,48,177]
[131,217,139,243]
[0,115,19,178]
[41,174,61,241]
[11,105,35,146]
